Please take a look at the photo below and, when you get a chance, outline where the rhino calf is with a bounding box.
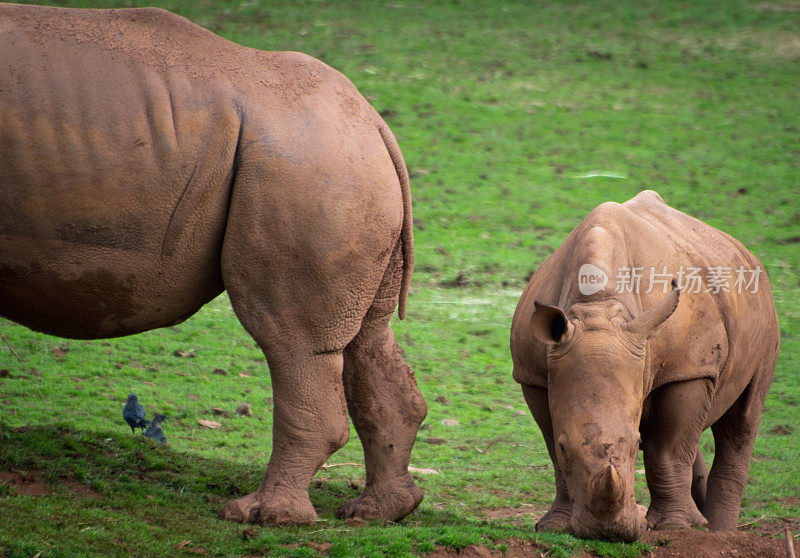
[511,191,779,541]
[0,4,426,524]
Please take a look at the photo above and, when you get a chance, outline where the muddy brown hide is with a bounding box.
[510,191,779,542]
[0,4,426,525]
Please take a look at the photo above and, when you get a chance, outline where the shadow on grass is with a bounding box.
[0,423,650,557]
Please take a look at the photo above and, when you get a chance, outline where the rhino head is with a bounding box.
[531,282,680,542]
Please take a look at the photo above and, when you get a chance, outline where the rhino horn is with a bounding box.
[595,463,625,513]
[622,279,680,338]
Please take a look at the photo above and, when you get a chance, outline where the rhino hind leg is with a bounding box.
[337,242,426,522]
[217,128,418,524]
[703,359,774,530]
[641,378,713,531]
[219,218,374,524]
[521,385,572,532]
[691,450,709,511]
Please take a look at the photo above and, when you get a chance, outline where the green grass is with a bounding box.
[2,0,799,556]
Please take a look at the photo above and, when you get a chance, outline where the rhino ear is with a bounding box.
[623,279,680,339]
[532,301,575,345]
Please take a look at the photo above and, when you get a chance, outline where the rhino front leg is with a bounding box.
[641,378,713,530]
[338,245,427,522]
[521,385,572,532]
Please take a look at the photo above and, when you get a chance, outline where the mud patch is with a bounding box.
[0,471,103,499]
[423,529,792,557]
[641,528,787,557]
[0,471,53,497]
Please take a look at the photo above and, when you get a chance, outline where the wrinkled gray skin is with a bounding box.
[0,4,426,525]
[511,191,779,542]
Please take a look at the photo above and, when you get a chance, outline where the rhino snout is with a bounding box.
[569,502,646,543]
[568,462,645,542]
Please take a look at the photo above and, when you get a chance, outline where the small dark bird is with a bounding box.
[144,413,169,444]
[122,393,148,434]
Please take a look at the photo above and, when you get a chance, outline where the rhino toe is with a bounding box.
[222,493,261,523]
[337,481,423,523]
[536,505,572,532]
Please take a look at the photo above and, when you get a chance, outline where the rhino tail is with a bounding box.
[378,124,414,320]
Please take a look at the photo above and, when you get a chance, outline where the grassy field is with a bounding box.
[1,0,799,556]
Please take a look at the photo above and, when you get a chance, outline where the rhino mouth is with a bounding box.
[569,504,646,543]
[565,462,646,542]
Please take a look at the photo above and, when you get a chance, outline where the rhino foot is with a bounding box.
[222,491,317,526]
[646,506,708,531]
[536,505,572,532]
[336,479,423,522]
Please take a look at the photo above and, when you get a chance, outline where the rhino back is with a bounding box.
[0,5,243,338]
[621,192,778,420]
[513,191,778,416]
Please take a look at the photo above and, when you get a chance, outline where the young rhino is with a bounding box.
[510,191,779,542]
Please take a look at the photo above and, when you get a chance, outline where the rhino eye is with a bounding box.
[558,442,566,453]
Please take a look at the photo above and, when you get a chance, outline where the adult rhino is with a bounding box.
[0,4,426,525]
[511,191,778,541]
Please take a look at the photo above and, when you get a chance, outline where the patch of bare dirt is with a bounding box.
[62,477,104,499]
[642,528,789,557]
[0,471,103,499]
[0,471,53,497]
[422,529,794,557]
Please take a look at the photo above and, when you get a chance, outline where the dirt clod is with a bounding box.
[769,424,792,435]
[241,528,257,540]
[236,404,253,416]
[0,471,103,499]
